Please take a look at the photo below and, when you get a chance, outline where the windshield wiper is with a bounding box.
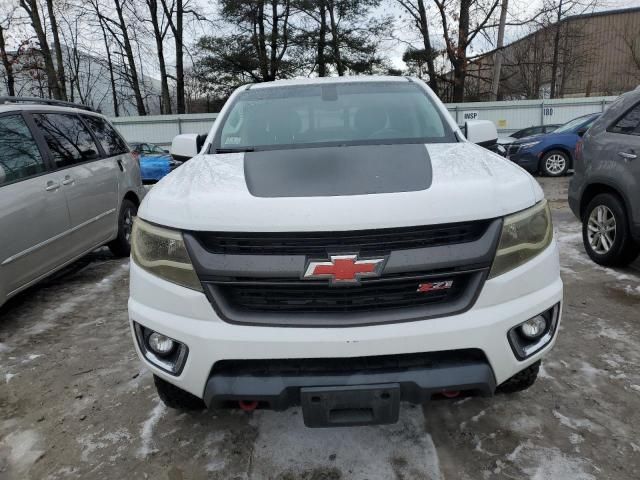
[214,147,255,154]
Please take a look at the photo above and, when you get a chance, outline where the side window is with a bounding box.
[33,113,100,168]
[0,114,47,186]
[82,115,130,156]
[609,103,640,136]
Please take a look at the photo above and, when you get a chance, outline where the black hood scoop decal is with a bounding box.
[243,143,432,198]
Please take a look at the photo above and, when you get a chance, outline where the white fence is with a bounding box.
[445,96,617,135]
[110,113,218,146]
[110,95,618,145]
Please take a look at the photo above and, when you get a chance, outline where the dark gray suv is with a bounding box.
[569,88,640,266]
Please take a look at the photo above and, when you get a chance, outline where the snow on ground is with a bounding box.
[250,406,442,480]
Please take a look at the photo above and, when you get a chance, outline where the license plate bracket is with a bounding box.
[300,383,400,428]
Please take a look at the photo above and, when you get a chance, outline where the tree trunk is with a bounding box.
[256,1,269,80]
[175,0,184,113]
[147,0,172,114]
[20,0,65,100]
[417,0,438,95]
[490,0,508,100]
[114,0,146,115]
[550,0,563,99]
[97,15,119,116]
[269,0,278,80]
[328,0,344,76]
[317,0,327,76]
[452,0,471,102]
[46,0,67,100]
[0,25,15,96]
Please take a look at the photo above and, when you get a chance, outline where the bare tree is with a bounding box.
[489,0,508,100]
[395,0,439,94]
[19,0,66,99]
[46,0,67,99]
[434,0,500,102]
[160,0,204,113]
[145,0,172,113]
[0,12,19,96]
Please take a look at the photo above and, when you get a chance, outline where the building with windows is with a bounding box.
[459,7,640,101]
[0,47,161,116]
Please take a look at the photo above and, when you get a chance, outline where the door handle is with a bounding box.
[117,159,125,172]
[45,181,60,192]
[618,151,637,160]
[62,175,75,186]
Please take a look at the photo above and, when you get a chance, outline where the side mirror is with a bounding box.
[465,120,498,147]
[577,128,587,137]
[163,149,170,154]
[170,134,200,161]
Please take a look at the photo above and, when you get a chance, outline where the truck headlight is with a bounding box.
[131,218,203,291]
[489,200,553,278]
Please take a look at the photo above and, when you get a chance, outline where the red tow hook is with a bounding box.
[442,390,461,398]
[239,400,259,412]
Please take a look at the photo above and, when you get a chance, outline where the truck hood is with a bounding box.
[140,142,542,232]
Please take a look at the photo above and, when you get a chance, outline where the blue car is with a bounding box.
[506,113,600,176]
[131,142,182,183]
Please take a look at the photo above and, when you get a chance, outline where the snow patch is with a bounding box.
[521,446,595,480]
[250,407,443,480]
[1,429,45,474]
[5,373,15,383]
[136,400,167,458]
[538,364,554,379]
[553,411,597,432]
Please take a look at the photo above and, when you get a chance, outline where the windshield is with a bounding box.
[215,82,455,151]
[555,115,597,133]
[148,144,166,154]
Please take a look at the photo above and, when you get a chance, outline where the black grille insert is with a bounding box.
[212,274,470,314]
[192,220,491,256]
[212,349,488,377]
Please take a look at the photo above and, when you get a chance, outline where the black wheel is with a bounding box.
[582,193,640,267]
[540,150,569,176]
[108,199,137,257]
[154,375,206,410]
[497,361,540,394]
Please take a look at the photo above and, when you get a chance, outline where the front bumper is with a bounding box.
[128,240,563,401]
[507,151,540,173]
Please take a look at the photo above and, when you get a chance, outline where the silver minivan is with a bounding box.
[0,98,146,307]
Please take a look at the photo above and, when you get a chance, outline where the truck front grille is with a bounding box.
[212,273,469,314]
[185,219,502,327]
[192,220,490,256]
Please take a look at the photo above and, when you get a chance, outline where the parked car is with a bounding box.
[130,142,182,183]
[506,114,600,176]
[569,89,640,266]
[129,76,562,427]
[0,97,146,308]
[497,124,561,147]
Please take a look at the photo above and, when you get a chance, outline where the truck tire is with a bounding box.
[154,375,206,410]
[540,150,569,176]
[497,361,540,394]
[108,199,137,257]
[582,193,640,267]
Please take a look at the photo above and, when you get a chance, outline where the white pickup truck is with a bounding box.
[128,76,562,427]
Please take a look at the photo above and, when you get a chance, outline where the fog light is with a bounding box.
[133,323,188,375]
[520,315,547,339]
[148,332,175,355]
[507,303,560,360]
